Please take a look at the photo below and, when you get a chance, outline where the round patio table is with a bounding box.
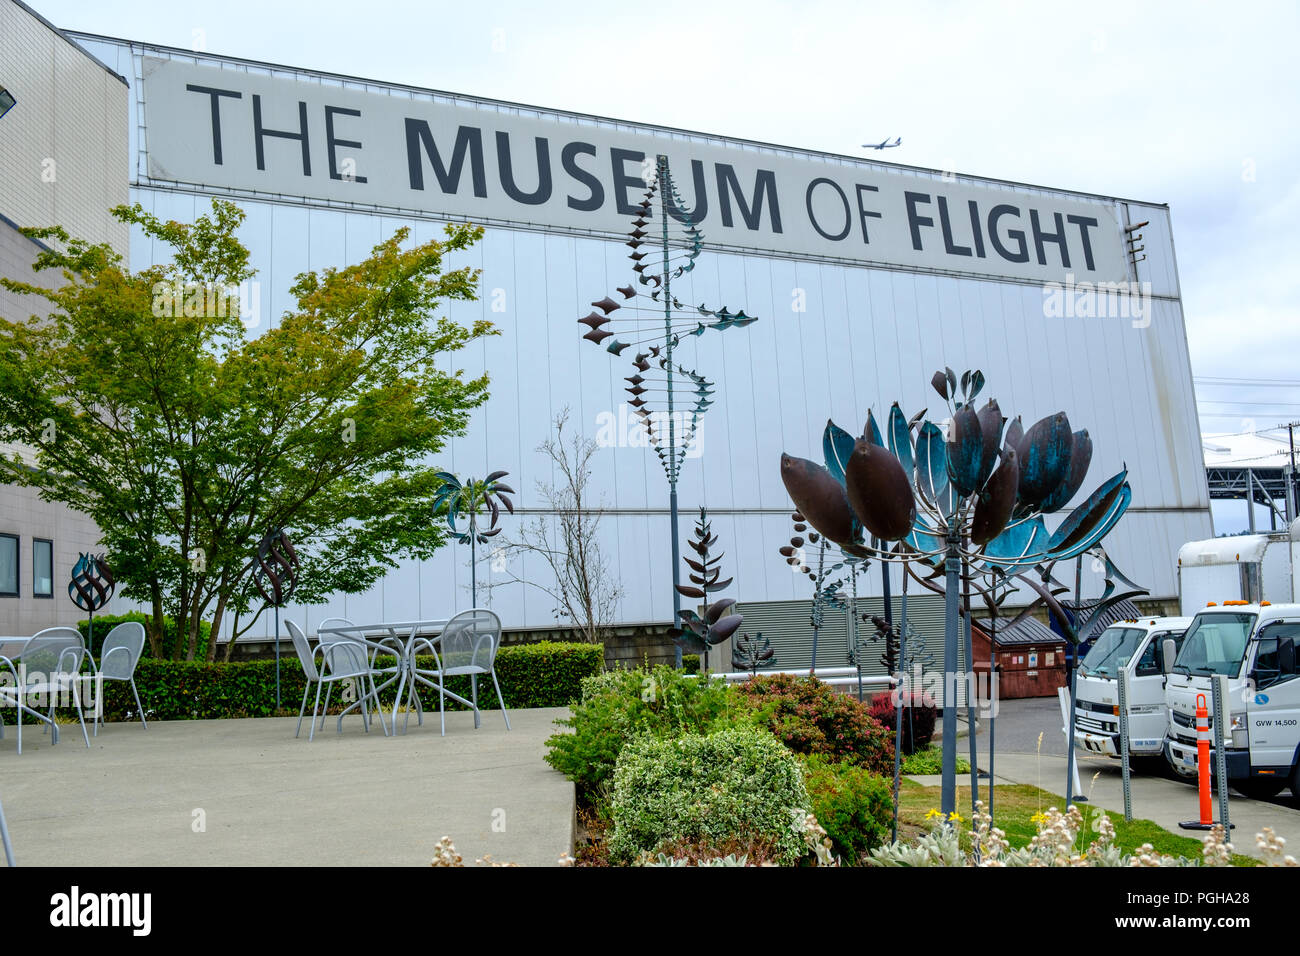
[316,620,463,735]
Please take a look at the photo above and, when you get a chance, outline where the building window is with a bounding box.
[33,538,53,598]
[0,534,17,597]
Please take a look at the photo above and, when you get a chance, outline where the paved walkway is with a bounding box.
[0,707,574,867]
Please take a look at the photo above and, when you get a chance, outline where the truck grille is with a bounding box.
[1171,709,1212,731]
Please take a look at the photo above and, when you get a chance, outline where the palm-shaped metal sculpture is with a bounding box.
[580,156,757,664]
[434,471,515,608]
[780,368,1144,819]
[668,509,743,672]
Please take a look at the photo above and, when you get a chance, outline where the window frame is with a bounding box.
[0,533,19,598]
[33,537,54,599]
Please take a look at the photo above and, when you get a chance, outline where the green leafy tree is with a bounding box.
[0,200,496,660]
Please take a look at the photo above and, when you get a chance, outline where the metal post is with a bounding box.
[274,604,281,712]
[1212,674,1232,833]
[1117,662,1133,821]
[891,566,908,843]
[988,594,997,822]
[941,527,960,818]
[470,511,478,607]
[962,556,979,818]
[1289,423,1297,525]
[662,163,683,669]
[810,543,824,675]
[0,797,14,867]
[1246,468,1256,533]
[1066,556,1083,805]
[853,563,862,701]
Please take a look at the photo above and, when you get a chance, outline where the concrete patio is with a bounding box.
[0,706,574,867]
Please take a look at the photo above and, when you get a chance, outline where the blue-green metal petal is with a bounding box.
[888,403,914,480]
[823,419,857,486]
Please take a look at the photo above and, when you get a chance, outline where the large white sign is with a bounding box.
[143,57,1128,284]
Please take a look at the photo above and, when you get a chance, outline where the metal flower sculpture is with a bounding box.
[580,155,757,663]
[732,630,775,676]
[434,471,515,608]
[780,368,1144,818]
[668,509,743,672]
[69,552,115,653]
[253,528,300,711]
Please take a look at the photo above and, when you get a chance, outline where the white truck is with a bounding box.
[1177,523,1300,616]
[1073,616,1192,759]
[1163,602,1300,799]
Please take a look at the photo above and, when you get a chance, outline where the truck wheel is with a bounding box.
[1236,779,1286,800]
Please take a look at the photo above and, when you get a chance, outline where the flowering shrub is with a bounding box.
[735,673,894,775]
[866,689,937,755]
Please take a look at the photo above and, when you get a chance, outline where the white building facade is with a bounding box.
[66,32,1212,655]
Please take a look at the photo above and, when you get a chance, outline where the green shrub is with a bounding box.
[802,755,892,863]
[735,673,894,775]
[544,664,742,805]
[607,728,812,865]
[85,641,603,721]
[76,612,212,661]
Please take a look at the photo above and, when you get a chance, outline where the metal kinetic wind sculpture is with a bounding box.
[69,552,115,654]
[579,156,757,663]
[732,630,775,676]
[434,471,515,608]
[667,509,743,672]
[781,368,1144,819]
[253,528,300,711]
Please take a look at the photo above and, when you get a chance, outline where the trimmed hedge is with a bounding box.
[84,641,604,722]
[608,728,813,865]
[76,611,212,661]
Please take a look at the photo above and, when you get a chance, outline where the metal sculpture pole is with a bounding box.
[579,155,757,667]
[252,529,299,712]
[890,568,908,843]
[942,529,961,816]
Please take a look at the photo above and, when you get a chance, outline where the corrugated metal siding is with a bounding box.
[737,595,974,707]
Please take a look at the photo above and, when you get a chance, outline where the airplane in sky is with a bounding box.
[863,137,902,150]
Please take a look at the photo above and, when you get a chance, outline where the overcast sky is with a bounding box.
[41,0,1300,472]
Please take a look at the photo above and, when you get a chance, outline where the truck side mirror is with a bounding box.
[1161,637,1177,675]
[1279,637,1296,677]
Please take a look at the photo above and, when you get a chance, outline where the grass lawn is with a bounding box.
[895,780,1259,866]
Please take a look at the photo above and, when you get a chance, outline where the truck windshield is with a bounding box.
[1173,612,1256,677]
[1080,627,1146,677]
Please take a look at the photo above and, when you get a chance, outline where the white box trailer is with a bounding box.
[1176,521,1300,616]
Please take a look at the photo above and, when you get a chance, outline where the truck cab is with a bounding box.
[1164,602,1300,798]
[1074,616,1191,758]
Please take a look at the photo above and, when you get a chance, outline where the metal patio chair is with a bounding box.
[409,608,510,736]
[0,794,13,866]
[287,620,386,741]
[86,620,148,735]
[0,627,90,754]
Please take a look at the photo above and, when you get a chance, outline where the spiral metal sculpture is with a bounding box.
[580,156,758,661]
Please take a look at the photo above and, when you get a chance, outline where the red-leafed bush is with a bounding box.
[867,690,938,756]
[735,673,893,776]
